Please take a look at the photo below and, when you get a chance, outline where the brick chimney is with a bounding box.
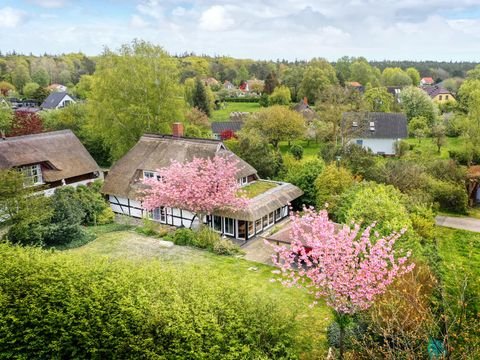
[172,122,184,137]
[303,97,308,105]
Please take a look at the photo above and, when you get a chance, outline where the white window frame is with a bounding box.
[20,164,43,187]
[224,217,235,236]
[275,208,282,221]
[255,218,263,234]
[248,221,255,238]
[143,170,155,179]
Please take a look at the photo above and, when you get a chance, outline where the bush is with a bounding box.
[97,207,115,225]
[194,227,219,250]
[170,228,196,246]
[289,144,304,160]
[213,237,243,256]
[75,182,115,226]
[427,178,468,214]
[0,244,296,359]
[395,140,410,157]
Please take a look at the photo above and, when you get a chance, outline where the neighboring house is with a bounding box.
[341,112,408,155]
[41,92,76,110]
[0,130,102,196]
[224,80,235,90]
[346,81,365,93]
[420,77,435,86]
[211,121,244,139]
[6,98,40,109]
[239,81,249,92]
[47,84,68,92]
[420,85,456,103]
[386,86,403,103]
[102,123,303,241]
[293,97,317,122]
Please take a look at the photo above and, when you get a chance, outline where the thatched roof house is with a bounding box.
[0,130,102,192]
[103,127,303,241]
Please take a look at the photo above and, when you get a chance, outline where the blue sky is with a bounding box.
[1,0,480,60]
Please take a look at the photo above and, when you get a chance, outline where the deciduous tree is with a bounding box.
[363,87,394,112]
[87,40,184,160]
[268,85,291,105]
[400,86,437,124]
[142,156,248,227]
[270,207,414,359]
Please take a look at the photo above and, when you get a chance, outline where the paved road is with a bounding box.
[436,215,480,233]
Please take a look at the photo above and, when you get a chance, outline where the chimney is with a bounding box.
[303,97,308,105]
[172,122,184,137]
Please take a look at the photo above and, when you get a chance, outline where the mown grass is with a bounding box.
[435,226,480,293]
[70,230,332,359]
[404,136,464,159]
[279,140,321,161]
[210,101,261,122]
[241,180,278,198]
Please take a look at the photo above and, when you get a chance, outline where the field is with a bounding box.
[71,227,332,359]
[210,101,261,122]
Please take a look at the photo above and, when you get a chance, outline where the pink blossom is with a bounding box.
[270,207,415,315]
[141,156,249,217]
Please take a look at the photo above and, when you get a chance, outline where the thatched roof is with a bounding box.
[215,182,303,221]
[102,134,257,199]
[0,130,100,182]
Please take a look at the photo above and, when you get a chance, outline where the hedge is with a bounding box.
[0,244,296,359]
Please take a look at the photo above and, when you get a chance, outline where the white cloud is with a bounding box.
[29,0,67,8]
[0,7,27,28]
[199,5,235,31]
[130,14,150,29]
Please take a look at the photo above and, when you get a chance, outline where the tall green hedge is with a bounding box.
[0,244,296,359]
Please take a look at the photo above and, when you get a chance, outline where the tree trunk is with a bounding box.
[334,311,350,360]
[339,323,345,360]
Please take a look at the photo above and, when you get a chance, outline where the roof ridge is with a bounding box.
[2,129,73,142]
[141,133,222,144]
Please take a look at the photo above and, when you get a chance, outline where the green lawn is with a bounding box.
[71,229,332,359]
[404,136,464,159]
[279,140,321,161]
[211,101,261,122]
[241,180,278,198]
[435,226,480,294]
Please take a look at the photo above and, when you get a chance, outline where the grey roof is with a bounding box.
[421,85,453,98]
[40,92,72,109]
[211,121,244,134]
[102,134,258,199]
[342,112,408,139]
[0,130,100,182]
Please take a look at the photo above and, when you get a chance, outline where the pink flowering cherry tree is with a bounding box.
[141,155,249,229]
[270,207,415,359]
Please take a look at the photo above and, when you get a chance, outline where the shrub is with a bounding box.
[427,178,468,214]
[0,244,296,359]
[289,144,304,160]
[213,237,243,256]
[97,206,115,225]
[194,227,220,250]
[395,140,410,157]
[169,228,196,246]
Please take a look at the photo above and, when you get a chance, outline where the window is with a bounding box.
[439,95,442,101]
[262,215,268,228]
[224,217,235,236]
[144,171,155,179]
[255,218,263,234]
[20,164,43,186]
[238,177,248,186]
[248,221,255,237]
[352,121,358,127]
[446,95,449,100]
[275,208,282,221]
[238,220,247,240]
[152,207,166,223]
[268,212,275,226]
[213,215,222,232]
[356,139,363,146]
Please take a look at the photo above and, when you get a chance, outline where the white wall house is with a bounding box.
[41,92,76,110]
[102,125,303,242]
[342,112,408,156]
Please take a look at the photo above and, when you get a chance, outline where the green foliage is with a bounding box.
[381,67,413,86]
[213,237,242,255]
[31,68,50,87]
[406,67,421,85]
[193,77,211,116]
[340,143,378,179]
[0,243,296,359]
[400,86,437,124]
[349,59,380,87]
[74,182,114,226]
[169,228,196,246]
[268,85,291,106]
[264,71,279,94]
[284,158,325,207]
[12,64,31,91]
[0,104,13,133]
[243,105,306,149]
[408,116,429,139]
[299,58,338,102]
[259,93,269,107]
[395,140,410,157]
[227,129,282,178]
[363,87,393,112]
[427,178,468,214]
[315,164,355,210]
[289,144,304,160]
[87,40,185,161]
[22,82,40,98]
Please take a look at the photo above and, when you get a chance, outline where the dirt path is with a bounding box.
[436,215,480,233]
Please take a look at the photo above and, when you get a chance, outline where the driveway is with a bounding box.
[241,237,275,265]
[436,215,480,233]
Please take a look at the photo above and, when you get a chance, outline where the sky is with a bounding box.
[1,0,480,61]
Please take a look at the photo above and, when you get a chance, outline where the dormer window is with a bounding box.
[352,121,358,127]
[20,164,43,187]
[144,171,155,179]
[369,121,375,131]
[238,177,248,186]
